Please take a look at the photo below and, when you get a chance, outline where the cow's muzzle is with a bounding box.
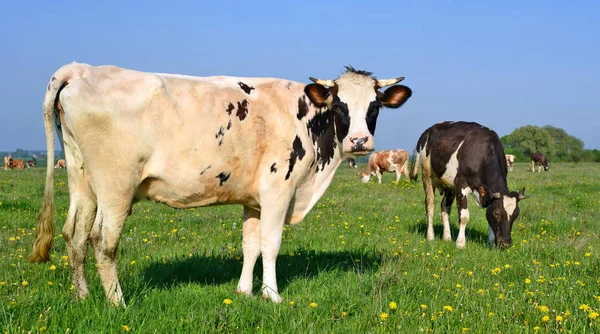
[349,136,372,153]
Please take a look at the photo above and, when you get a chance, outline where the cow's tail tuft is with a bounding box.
[28,68,73,263]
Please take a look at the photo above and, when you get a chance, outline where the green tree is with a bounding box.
[542,125,584,162]
[502,125,556,158]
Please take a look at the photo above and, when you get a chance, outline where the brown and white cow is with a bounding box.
[29,63,412,307]
[505,154,515,172]
[360,149,409,184]
[411,121,529,248]
[54,159,66,169]
[11,159,26,169]
[530,152,549,172]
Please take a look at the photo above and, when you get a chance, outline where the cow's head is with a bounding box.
[486,188,529,248]
[305,66,411,156]
[360,172,371,183]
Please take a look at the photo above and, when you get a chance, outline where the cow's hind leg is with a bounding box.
[62,191,96,300]
[422,171,436,241]
[236,206,261,296]
[440,190,455,241]
[394,169,401,184]
[456,194,469,248]
[90,200,131,307]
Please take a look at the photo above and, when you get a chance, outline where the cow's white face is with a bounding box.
[305,67,412,157]
[486,188,529,247]
[360,172,370,183]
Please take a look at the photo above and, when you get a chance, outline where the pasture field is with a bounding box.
[1,163,599,333]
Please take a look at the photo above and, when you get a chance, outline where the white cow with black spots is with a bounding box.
[29,63,412,307]
[410,121,529,248]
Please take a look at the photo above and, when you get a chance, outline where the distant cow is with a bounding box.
[347,158,357,169]
[3,154,11,169]
[26,156,37,168]
[530,152,549,172]
[361,149,409,184]
[505,154,515,172]
[11,159,26,169]
[54,159,66,169]
[29,63,412,307]
[411,121,529,248]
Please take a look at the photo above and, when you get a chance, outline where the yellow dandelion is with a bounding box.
[289,301,294,306]
[462,328,470,332]
[556,315,563,322]
[380,312,389,320]
[310,302,318,308]
[341,311,348,317]
[47,281,53,286]
[533,326,540,331]
[541,315,550,322]
[223,299,232,305]
[538,305,549,313]
[579,304,591,312]
[389,301,397,310]
[585,252,591,257]
[504,264,511,269]
[590,312,599,319]
[498,294,505,300]
[49,265,56,271]
[420,304,428,309]
[21,281,28,287]
[62,255,68,261]
[456,284,462,288]
[525,278,531,284]
[8,237,15,241]
[488,312,494,317]
[0,281,6,286]
[122,325,130,332]
[443,305,453,312]
[432,274,439,279]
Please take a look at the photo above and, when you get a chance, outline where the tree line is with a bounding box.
[501,125,600,162]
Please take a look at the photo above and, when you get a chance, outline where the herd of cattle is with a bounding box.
[2,155,66,170]
[15,63,550,307]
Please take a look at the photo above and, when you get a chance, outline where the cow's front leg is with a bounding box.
[422,172,435,241]
[440,191,455,241]
[258,194,291,303]
[236,206,261,296]
[394,169,401,184]
[456,194,469,248]
[376,170,383,184]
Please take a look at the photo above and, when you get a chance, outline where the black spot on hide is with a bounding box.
[200,165,212,175]
[227,120,232,130]
[216,172,231,186]
[285,136,306,180]
[297,96,309,120]
[226,103,235,115]
[270,163,277,173]
[306,107,336,172]
[236,100,249,121]
[238,81,255,95]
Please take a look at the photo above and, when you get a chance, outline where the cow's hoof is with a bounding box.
[262,291,283,303]
[234,288,252,296]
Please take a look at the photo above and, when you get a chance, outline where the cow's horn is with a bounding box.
[376,77,405,87]
[309,77,336,87]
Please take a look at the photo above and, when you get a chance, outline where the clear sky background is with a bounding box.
[1,1,599,152]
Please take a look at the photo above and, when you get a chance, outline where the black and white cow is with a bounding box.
[411,121,529,248]
[530,152,549,172]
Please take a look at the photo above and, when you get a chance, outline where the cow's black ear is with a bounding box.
[305,84,332,108]
[381,85,412,108]
[518,188,530,201]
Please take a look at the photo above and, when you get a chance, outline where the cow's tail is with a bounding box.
[409,127,430,182]
[29,65,80,263]
[409,148,421,182]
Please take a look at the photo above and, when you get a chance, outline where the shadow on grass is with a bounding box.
[409,220,490,246]
[141,249,380,293]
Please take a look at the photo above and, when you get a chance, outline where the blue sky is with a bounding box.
[1,1,599,152]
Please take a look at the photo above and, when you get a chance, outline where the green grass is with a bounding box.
[1,163,599,333]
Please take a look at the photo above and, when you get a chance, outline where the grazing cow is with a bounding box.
[411,121,529,248]
[3,154,11,169]
[54,159,66,169]
[11,159,26,169]
[530,152,549,172]
[26,155,38,168]
[360,149,409,184]
[29,63,412,307]
[347,158,357,169]
[505,154,515,172]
